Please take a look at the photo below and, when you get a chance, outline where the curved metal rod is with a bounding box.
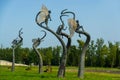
[19,28,23,35]
[60,14,68,30]
[36,11,41,24]
[62,11,76,19]
[61,9,68,14]
[60,14,68,25]
[18,28,23,42]
[40,30,46,40]
[59,14,71,48]
[56,14,68,36]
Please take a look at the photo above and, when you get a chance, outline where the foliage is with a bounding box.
[0,38,120,68]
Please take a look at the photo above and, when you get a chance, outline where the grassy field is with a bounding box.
[0,66,120,80]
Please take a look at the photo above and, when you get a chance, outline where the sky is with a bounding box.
[0,0,120,48]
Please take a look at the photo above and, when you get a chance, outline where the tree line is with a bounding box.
[0,38,120,68]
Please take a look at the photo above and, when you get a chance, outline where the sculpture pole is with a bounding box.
[32,30,46,73]
[11,28,23,72]
[56,14,71,77]
[76,30,90,78]
[61,10,90,78]
[11,47,15,72]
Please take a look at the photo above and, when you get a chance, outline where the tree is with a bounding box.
[28,49,38,65]
[20,48,30,65]
[51,46,61,66]
[67,45,79,66]
[100,45,109,67]
[42,47,53,65]
[108,41,117,68]
[86,40,97,67]
[114,42,120,67]
[95,38,104,67]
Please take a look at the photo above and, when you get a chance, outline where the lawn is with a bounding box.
[0,66,120,80]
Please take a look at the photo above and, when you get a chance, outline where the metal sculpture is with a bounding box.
[36,6,72,77]
[61,10,90,78]
[12,28,23,48]
[32,30,46,73]
[11,28,23,72]
[35,6,67,58]
[56,13,71,77]
[37,5,51,28]
[76,30,90,78]
[35,5,90,78]
[56,14,67,36]
[61,9,84,37]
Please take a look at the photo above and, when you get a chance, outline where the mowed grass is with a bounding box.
[0,66,120,80]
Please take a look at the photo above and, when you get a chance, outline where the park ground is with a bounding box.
[0,66,120,80]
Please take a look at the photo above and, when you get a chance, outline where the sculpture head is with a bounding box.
[48,10,51,14]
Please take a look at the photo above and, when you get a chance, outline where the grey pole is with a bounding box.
[11,48,15,72]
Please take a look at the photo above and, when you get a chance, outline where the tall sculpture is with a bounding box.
[56,13,71,77]
[61,10,91,78]
[32,30,46,74]
[76,30,90,78]
[35,5,72,77]
[35,5,90,78]
[11,28,23,72]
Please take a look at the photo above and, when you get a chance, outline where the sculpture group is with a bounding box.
[11,5,90,78]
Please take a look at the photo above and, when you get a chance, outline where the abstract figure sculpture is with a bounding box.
[12,28,23,48]
[35,5,90,78]
[61,9,84,37]
[36,5,71,77]
[76,30,90,78]
[56,12,72,77]
[35,5,66,55]
[37,5,51,28]
[32,30,46,73]
[61,9,90,78]
[56,14,68,37]
[11,28,23,72]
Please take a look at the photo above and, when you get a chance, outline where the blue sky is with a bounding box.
[0,0,120,48]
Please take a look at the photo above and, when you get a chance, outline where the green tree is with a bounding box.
[0,48,12,61]
[108,41,117,68]
[51,46,61,66]
[28,48,38,65]
[86,40,97,67]
[95,38,104,67]
[20,48,30,65]
[100,45,109,67]
[41,47,53,65]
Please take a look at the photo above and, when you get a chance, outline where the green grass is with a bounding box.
[0,66,120,80]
